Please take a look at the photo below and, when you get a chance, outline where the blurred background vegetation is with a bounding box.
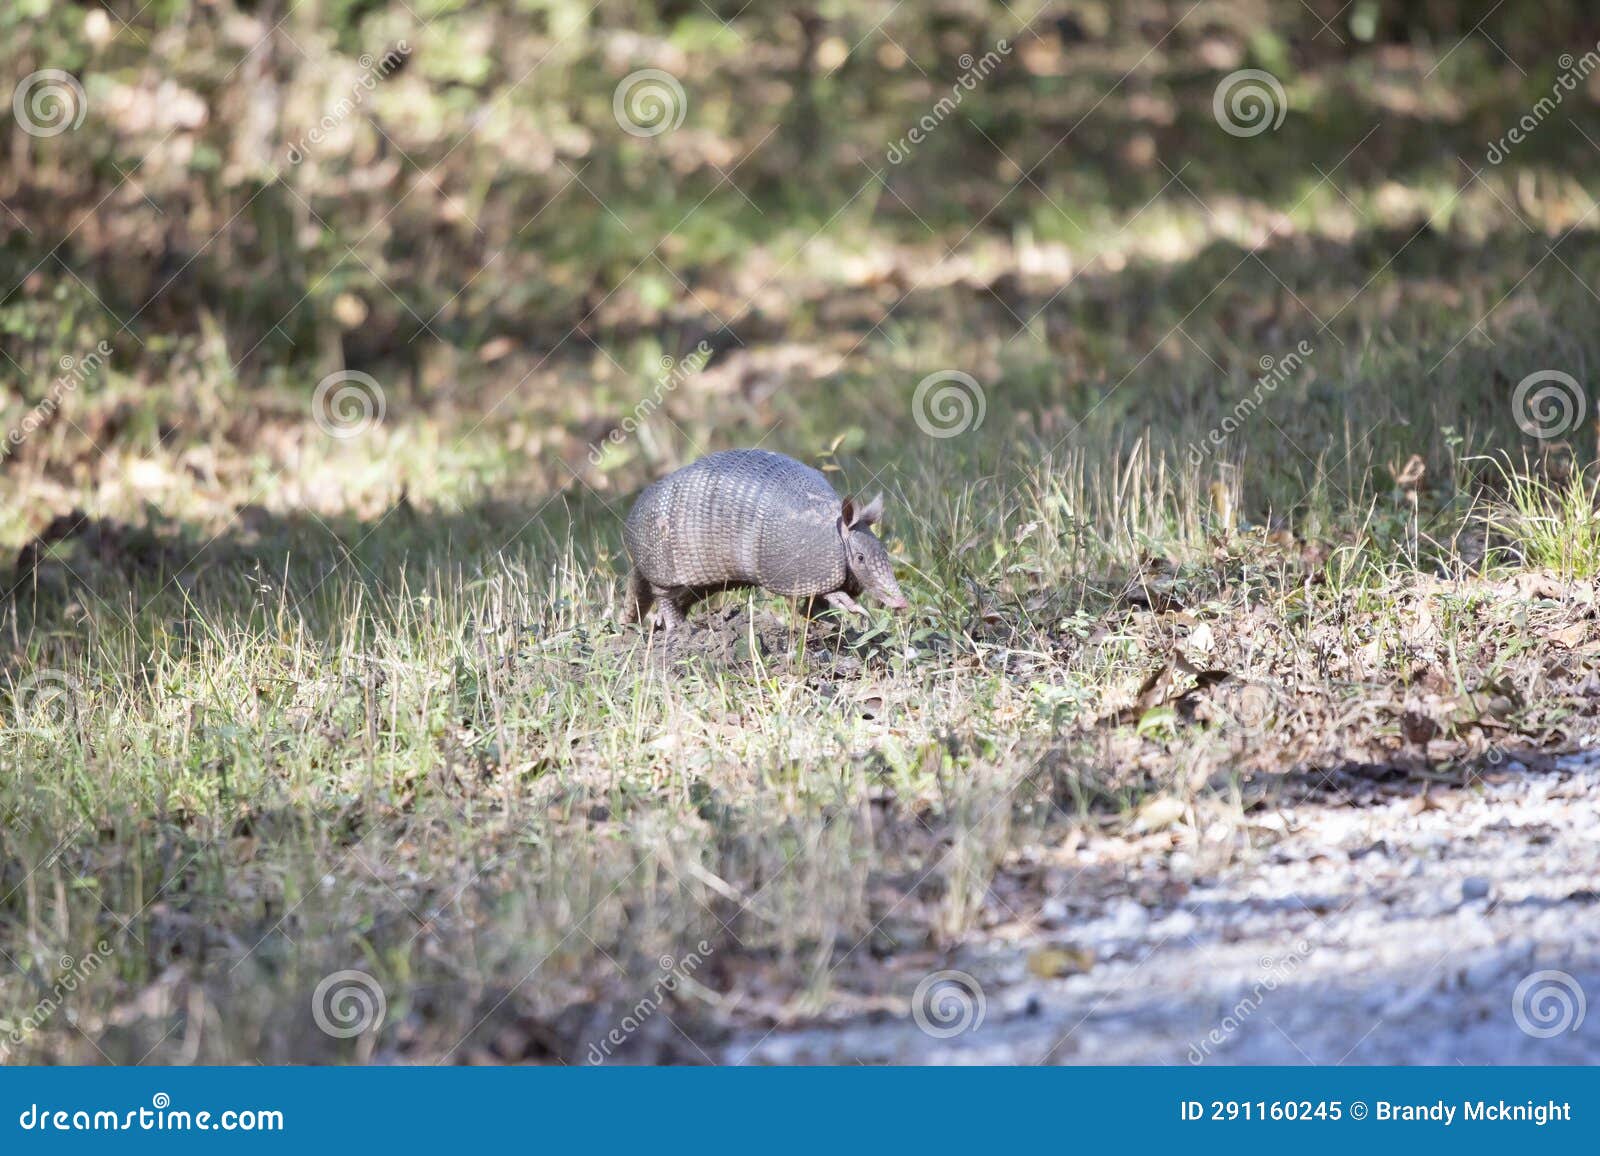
[6,1,1600,545]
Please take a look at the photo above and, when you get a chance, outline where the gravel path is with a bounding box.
[726,753,1600,1064]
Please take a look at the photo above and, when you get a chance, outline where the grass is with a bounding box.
[1494,462,1600,578]
[5,430,1598,1062]
[4,3,1600,1063]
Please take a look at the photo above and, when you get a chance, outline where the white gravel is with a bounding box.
[726,754,1600,1064]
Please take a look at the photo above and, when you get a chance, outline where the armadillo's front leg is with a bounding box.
[823,591,868,618]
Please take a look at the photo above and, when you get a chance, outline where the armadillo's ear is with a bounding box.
[855,493,884,527]
[839,496,856,532]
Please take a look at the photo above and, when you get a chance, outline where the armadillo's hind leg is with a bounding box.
[653,586,689,634]
[620,569,654,627]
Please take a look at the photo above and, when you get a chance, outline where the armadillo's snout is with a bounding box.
[882,591,908,611]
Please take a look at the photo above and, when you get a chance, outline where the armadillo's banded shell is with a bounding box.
[624,450,847,596]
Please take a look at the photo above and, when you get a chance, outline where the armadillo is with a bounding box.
[620,449,908,632]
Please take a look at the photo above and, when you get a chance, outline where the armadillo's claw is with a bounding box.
[654,599,687,634]
[823,591,867,617]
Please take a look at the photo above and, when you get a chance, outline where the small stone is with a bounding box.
[1160,909,1198,937]
[1108,899,1149,932]
[1461,876,1491,902]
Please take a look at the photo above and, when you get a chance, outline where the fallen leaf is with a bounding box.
[1136,706,1178,738]
[1028,946,1096,978]
[1133,794,1186,832]
[1545,622,1588,649]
